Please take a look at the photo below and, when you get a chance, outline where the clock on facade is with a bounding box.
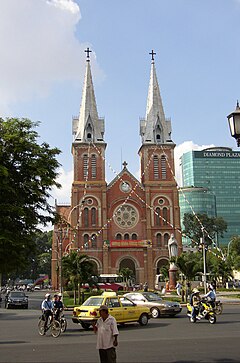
[120,181,131,192]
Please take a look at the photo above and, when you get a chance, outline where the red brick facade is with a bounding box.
[51,56,182,290]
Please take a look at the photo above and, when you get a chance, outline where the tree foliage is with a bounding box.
[227,236,240,271]
[176,252,202,281]
[62,251,94,304]
[183,213,227,246]
[0,118,61,274]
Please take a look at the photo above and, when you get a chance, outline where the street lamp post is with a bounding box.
[227,101,240,146]
[200,228,207,294]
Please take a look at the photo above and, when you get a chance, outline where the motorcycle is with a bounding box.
[214,300,223,315]
[187,299,216,324]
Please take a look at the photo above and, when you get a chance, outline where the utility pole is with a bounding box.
[200,228,207,294]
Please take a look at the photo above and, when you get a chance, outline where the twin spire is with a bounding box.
[73,48,173,145]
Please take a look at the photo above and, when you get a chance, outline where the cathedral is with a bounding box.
[51,50,182,290]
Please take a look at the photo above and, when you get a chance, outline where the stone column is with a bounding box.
[169,263,178,290]
[102,242,109,273]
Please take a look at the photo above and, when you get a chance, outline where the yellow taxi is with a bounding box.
[72,292,151,330]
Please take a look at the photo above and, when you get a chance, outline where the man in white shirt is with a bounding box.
[93,305,119,363]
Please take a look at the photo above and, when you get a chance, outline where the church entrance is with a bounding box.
[118,258,136,286]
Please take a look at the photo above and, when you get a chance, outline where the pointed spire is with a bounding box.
[74,49,105,143]
[140,51,172,144]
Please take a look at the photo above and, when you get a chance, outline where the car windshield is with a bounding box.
[142,292,162,302]
[82,297,104,307]
[10,292,25,298]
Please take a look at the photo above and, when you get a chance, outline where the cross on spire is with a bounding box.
[122,161,128,168]
[85,47,92,61]
[149,49,156,62]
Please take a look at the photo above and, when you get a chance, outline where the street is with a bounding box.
[0,291,240,362]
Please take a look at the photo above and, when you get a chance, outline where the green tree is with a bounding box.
[62,251,94,304]
[0,118,61,275]
[207,252,233,286]
[183,213,227,246]
[227,236,240,271]
[119,267,134,288]
[176,251,202,281]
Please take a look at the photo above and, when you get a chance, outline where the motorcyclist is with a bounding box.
[41,293,53,333]
[190,288,201,319]
[53,293,64,321]
[203,284,216,308]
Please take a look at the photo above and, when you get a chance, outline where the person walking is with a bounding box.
[93,305,119,363]
[175,281,182,296]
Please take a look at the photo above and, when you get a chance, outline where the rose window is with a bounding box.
[114,204,139,228]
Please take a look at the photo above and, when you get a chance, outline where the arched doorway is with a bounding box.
[119,258,136,285]
[89,259,100,276]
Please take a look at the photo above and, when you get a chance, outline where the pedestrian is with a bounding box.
[93,305,119,363]
[143,282,148,292]
[175,281,182,296]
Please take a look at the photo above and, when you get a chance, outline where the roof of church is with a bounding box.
[140,55,173,145]
[107,162,144,191]
[73,53,105,143]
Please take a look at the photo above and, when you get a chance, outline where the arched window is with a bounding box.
[91,207,96,226]
[116,233,122,240]
[155,207,160,226]
[84,208,89,227]
[84,234,89,249]
[91,154,96,178]
[132,233,137,240]
[163,207,168,226]
[153,155,159,179]
[161,155,167,180]
[83,154,88,177]
[164,233,169,246]
[91,234,97,248]
[86,123,92,141]
[124,233,129,240]
[156,233,161,247]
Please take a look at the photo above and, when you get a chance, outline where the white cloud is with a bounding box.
[51,167,73,203]
[0,0,103,114]
[174,141,215,186]
[46,0,79,14]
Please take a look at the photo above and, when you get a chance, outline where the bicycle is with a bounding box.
[38,312,61,338]
[56,311,67,333]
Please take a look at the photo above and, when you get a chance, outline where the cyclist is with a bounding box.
[41,293,53,333]
[53,293,64,321]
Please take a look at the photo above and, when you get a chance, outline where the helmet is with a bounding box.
[192,288,200,294]
[45,293,51,298]
[58,293,62,297]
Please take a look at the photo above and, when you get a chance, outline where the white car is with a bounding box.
[124,292,182,318]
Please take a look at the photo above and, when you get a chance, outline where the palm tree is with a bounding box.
[119,268,134,290]
[62,251,94,304]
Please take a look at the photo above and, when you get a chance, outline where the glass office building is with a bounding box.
[181,147,240,246]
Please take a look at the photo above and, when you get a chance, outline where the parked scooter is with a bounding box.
[187,299,216,324]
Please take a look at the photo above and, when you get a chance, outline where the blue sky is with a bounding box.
[1,0,240,204]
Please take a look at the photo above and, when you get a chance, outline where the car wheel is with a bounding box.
[151,307,160,319]
[80,322,91,330]
[139,313,148,326]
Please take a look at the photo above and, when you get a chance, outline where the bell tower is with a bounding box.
[71,48,107,250]
[138,50,181,248]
